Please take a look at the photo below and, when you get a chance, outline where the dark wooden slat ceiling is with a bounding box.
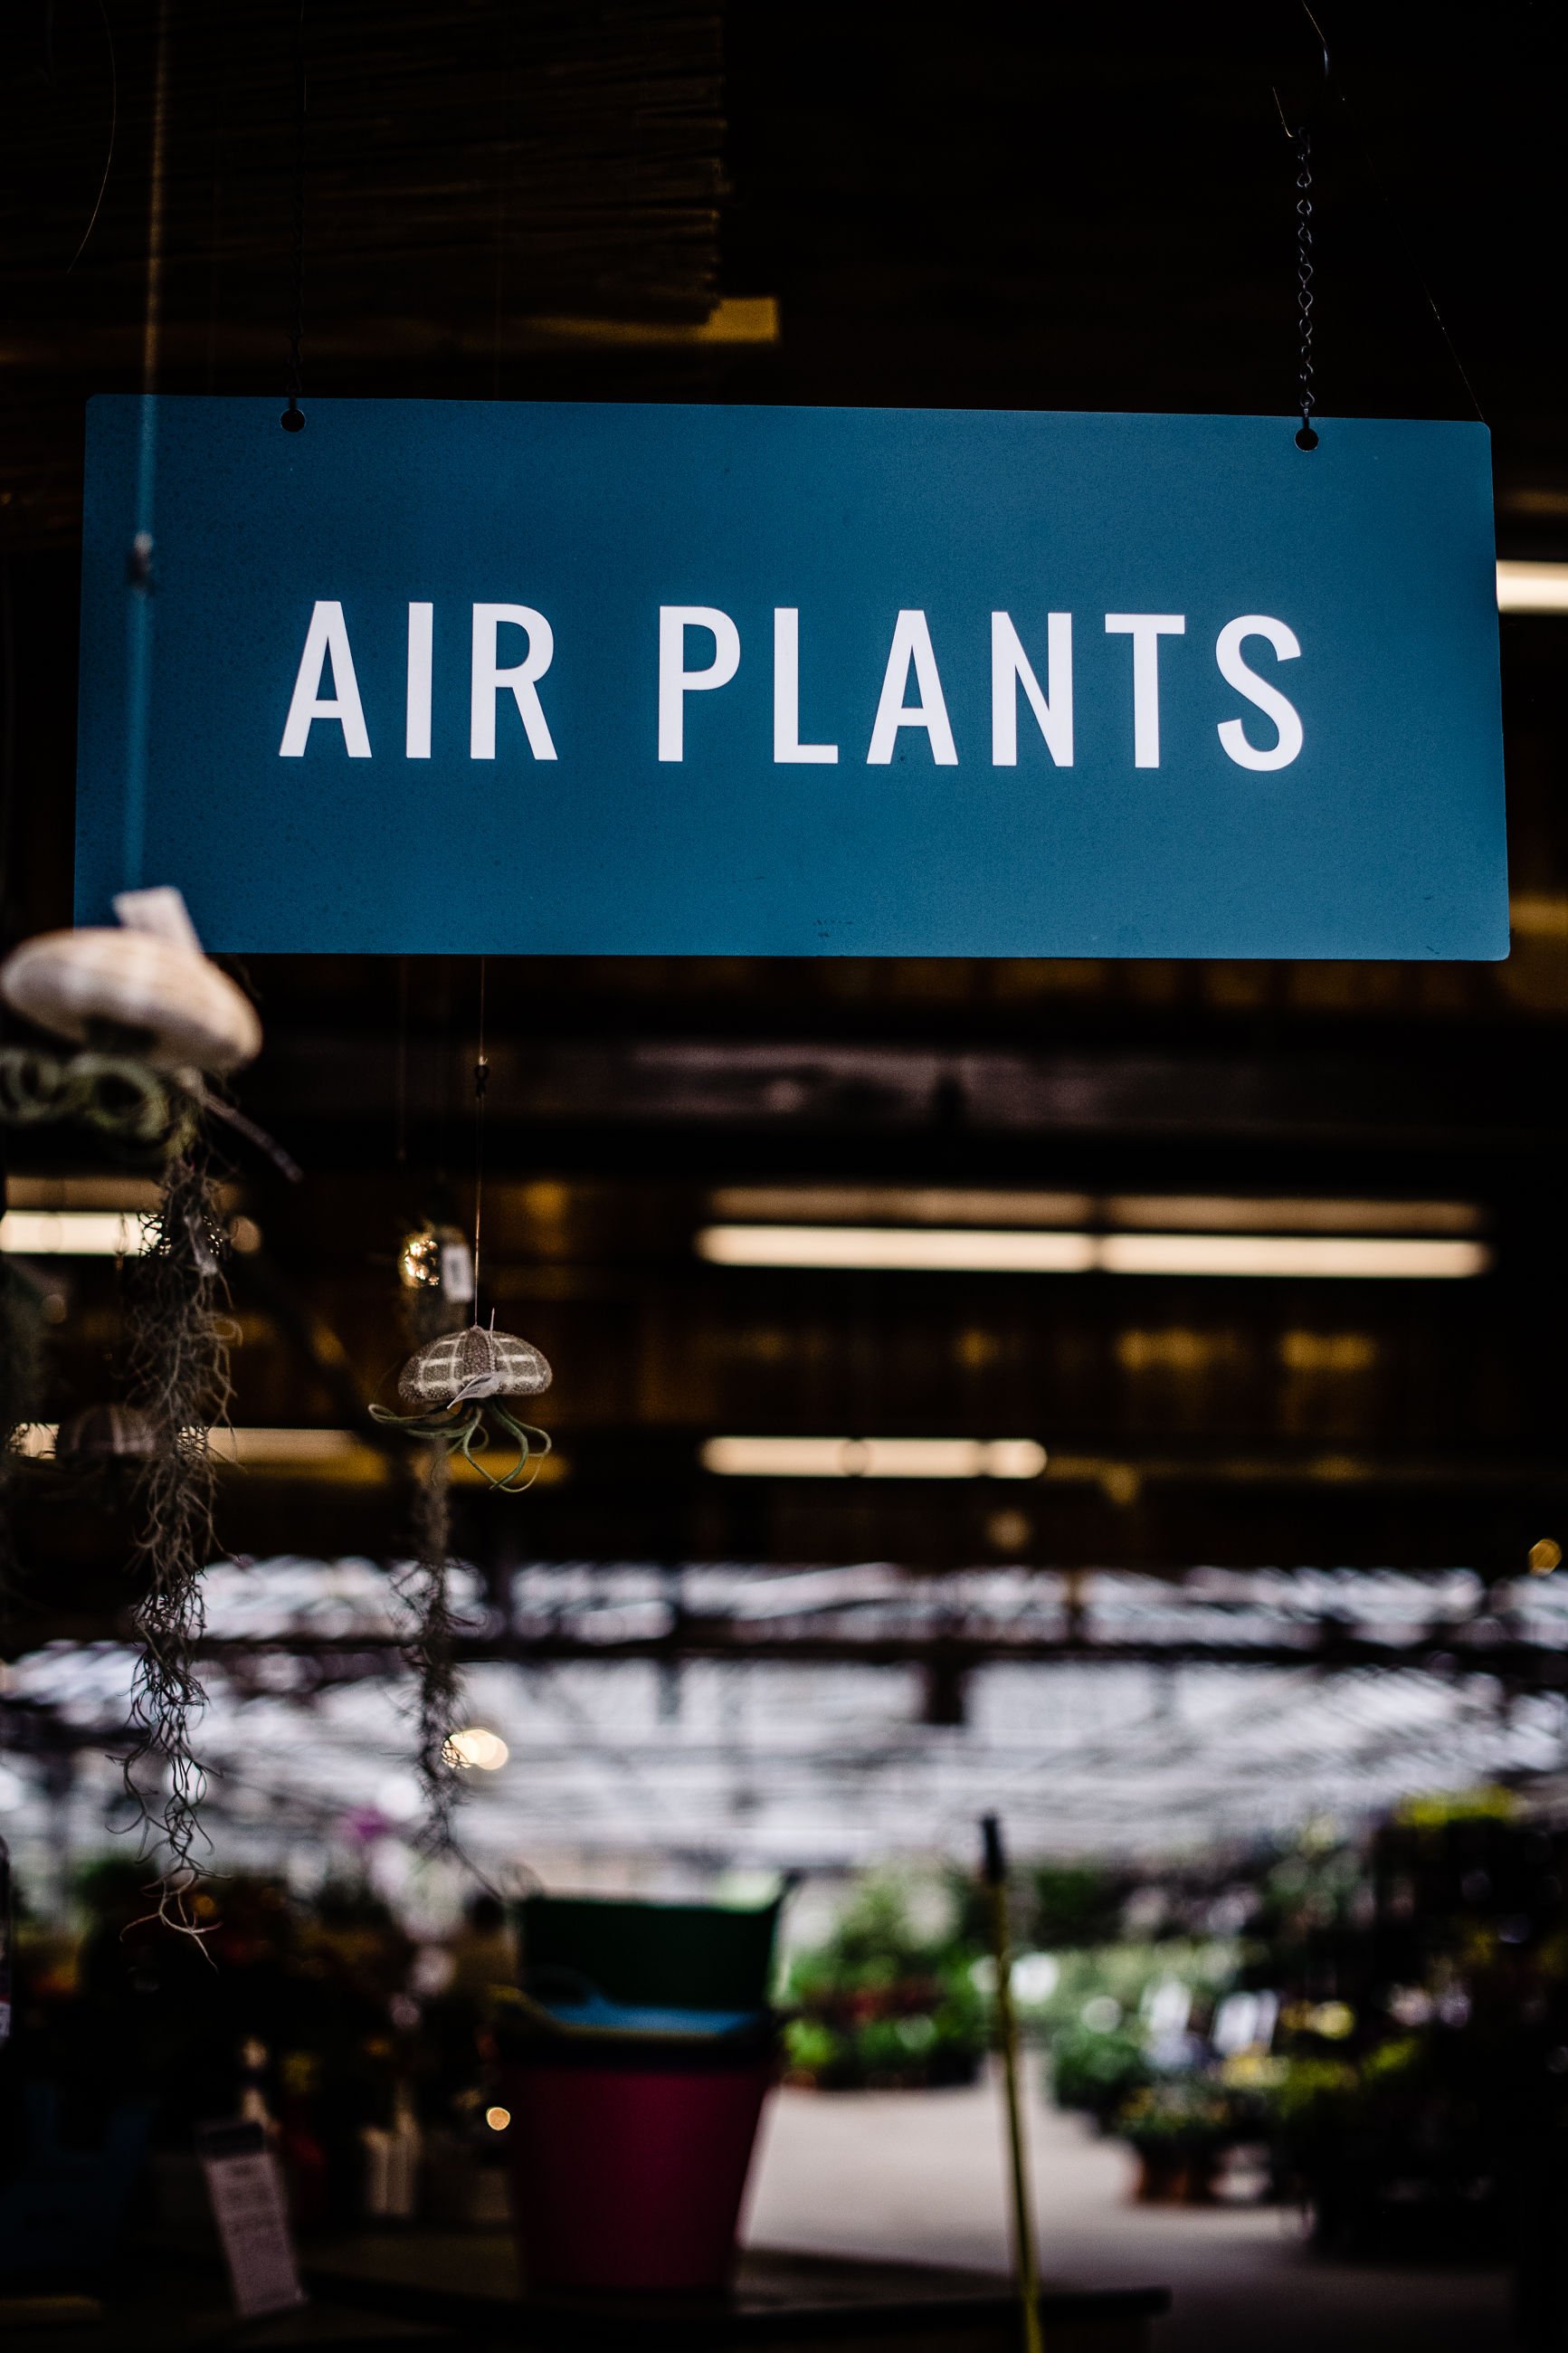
[0,0,725,539]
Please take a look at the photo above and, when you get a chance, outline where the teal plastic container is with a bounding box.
[515,1891,783,2015]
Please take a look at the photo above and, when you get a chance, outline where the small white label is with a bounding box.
[440,1241,475,1301]
[112,884,204,951]
[197,2122,306,2319]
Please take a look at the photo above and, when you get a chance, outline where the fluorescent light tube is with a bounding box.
[207,1428,368,1465]
[1497,560,1568,614]
[0,1210,147,1255]
[709,1186,1099,1227]
[1098,1196,1483,1237]
[11,1424,367,1465]
[1095,1234,1488,1278]
[707,1188,1482,1237]
[3,1177,164,1212]
[697,1225,1490,1279]
[698,1224,1097,1272]
[700,1435,1048,1480]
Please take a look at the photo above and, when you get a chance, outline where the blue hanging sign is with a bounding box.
[75,397,1507,957]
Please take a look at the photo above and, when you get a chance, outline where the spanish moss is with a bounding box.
[121,1140,233,1920]
[396,1445,463,1854]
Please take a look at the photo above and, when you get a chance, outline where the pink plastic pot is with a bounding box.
[500,2047,774,2295]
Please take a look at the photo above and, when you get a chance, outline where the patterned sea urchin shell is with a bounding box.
[0,929,261,1074]
[398,1322,552,1408]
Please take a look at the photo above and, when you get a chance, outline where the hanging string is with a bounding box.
[136,7,169,451]
[1293,128,1317,451]
[282,2,307,431]
[1325,73,1487,425]
[122,0,173,893]
[472,958,489,1315]
[394,955,410,1168]
[65,0,119,276]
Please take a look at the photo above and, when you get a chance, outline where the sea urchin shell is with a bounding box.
[397,1322,552,1409]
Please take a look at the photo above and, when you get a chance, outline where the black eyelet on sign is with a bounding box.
[281,408,305,433]
[1295,424,1319,452]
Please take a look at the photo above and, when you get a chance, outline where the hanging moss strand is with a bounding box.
[400,1445,463,1853]
[122,1144,232,1917]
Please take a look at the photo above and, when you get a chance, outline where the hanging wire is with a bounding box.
[65,0,118,274]
[1329,81,1487,425]
[121,0,173,894]
[136,6,168,402]
[282,1,308,431]
[472,957,489,1315]
[394,955,410,1167]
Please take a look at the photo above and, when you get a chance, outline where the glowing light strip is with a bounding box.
[701,1436,1048,1480]
[708,1187,1483,1235]
[1497,560,1568,614]
[0,1210,147,1255]
[697,1225,1490,1279]
[10,1424,362,1463]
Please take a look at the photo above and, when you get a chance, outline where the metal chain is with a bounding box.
[1294,127,1317,449]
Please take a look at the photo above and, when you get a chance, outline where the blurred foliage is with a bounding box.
[782,1870,984,2091]
[1012,1938,1238,2034]
[1030,1862,1128,1950]
[1117,2077,1233,2151]
[1050,2019,1150,2120]
[1396,1786,1516,1828]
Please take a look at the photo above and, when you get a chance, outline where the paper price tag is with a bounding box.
[440,1241,475,1301]
[196,2120,306,2319]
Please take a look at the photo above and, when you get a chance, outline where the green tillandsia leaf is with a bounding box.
[461,1404,552,1493]
[369,1400,485,1452]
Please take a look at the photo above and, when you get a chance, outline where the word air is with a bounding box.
[280,601,1306,776]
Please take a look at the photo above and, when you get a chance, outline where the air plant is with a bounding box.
[372,1321,552,1491]
[0,893,258,1928]
[375,1318,551,1847]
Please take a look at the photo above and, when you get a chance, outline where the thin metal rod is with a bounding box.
[138,5,170,403]
[982,1815,1042,2353]
[472,957,489,1315]
[123,0,172,895]
[285,1,307,423]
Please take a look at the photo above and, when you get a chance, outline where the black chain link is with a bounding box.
[1294,127,1317,449]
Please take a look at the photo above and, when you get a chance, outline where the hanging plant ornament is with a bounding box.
[0,895,260,1929]
[376,971,545,1853]
[372,1321,552,1492]
[0,900,260,1158]
[1,925,261,1072]
[374,1319,550,1851]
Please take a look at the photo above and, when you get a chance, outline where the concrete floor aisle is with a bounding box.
[743,2067,1514,2352]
